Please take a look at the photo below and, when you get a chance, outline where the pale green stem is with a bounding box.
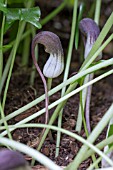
[1,70,113,138]
[66,103,113,170]
[0,17,5,80]
[79,80,89,136]
[75,3,102,166]
[47,78,53,91]
[83,135,113,161]
[0,0,7,80]
[1,124,113,161]
[21,24,31,67]
[0,137,62,170]
[94,0,102,24]
[21,0,34,67]
[56,0,78,157]
[0,30,31,96]
[47,77,53,139]
[0,102,12,140]
[2,21,26,110]
[76,75,89,132]
[76,0,102,133]
[30,26,38,86]
[87,146,113,170]
[0,57,113,125]
[0,124,113,168]
[1,70,107,150]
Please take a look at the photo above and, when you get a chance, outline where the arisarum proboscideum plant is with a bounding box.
[79,18,101,133]
[79,18,100,59]
[31,31,64,128]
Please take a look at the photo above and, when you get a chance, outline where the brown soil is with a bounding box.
[5,71,113,169]
[1,0,113,169]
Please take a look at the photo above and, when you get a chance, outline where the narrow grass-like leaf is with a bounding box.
[88,146,113,170]
[0,124,113,168]
[1,125,113,163]
[56,0,78,157]
[0,30,31,96]
[0,57,113,125]
[0,103,12,139]
[75,2,85,49]
[66,103,113,170]
[94,0,102,24]
[108,124,113,148]
[76,0,102,134]
[0,0,7,80]
[1,69,113,137]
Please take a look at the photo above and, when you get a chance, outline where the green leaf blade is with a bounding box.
[21,7,42,28]
[4,6,41,32]
[0,2,7,13]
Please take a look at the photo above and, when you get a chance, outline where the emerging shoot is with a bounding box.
[79,18,100,133]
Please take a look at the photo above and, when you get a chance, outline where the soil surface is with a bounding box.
[1,0,113,169]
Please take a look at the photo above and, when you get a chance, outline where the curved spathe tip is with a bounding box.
[79,18,100,40]
[32,31,64,56]
[79,18,100,58]
[32,31,64,78]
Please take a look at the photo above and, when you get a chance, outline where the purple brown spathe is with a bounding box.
[0,149,30,170]
[79,18,100,133]
[79,18,100,58]
[32,31,64,78]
